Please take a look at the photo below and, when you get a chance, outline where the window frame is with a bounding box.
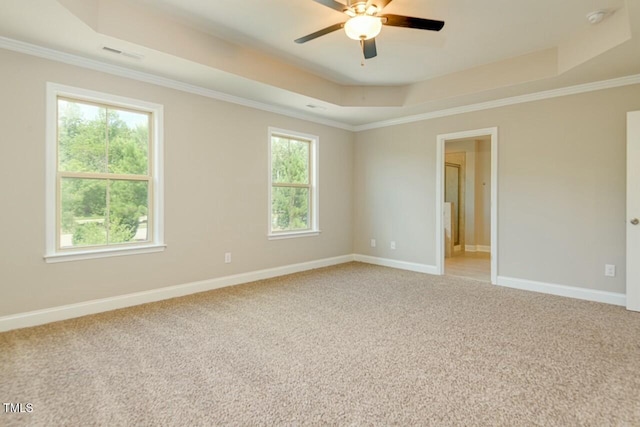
[45,83,165,263]
[267,127,319,239]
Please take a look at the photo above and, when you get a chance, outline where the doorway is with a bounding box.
[627,111,640,311]
[445,154,465,254]
[436,128,498,284]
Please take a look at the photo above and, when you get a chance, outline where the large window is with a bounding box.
[268,128,319,238]
[46,84,164,262]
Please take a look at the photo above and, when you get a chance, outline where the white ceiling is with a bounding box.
[0,0,639,127]
[136,0,617,85]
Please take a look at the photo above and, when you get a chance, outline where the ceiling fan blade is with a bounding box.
[362,38,377,59]
[381,14,445,31]
[295,22,345,44]
[312,0,349,13]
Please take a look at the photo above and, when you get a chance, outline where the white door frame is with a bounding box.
[436,127,498,284]
[627,112,640,311]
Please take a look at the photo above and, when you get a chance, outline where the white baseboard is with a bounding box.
[354,254,438,275]
[0,254,355,332]
[463,245,491,253]
[2,255,627,332]
[496,276,626,306]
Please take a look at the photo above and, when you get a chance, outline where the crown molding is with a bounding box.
[0,36,355,131]
[2,36,640,133]
[354,73,640,131]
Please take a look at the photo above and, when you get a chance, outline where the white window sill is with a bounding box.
[268,230,321,240]
[44,244,167,263]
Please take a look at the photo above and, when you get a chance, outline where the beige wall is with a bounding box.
[0,49,354,317]
[354,84,640,294]
[1,46,638,317]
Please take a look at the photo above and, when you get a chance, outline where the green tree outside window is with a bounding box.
[58,98,150,248]
[271,136,312,232]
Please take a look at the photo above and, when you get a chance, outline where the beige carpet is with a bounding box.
[1,262,639,426]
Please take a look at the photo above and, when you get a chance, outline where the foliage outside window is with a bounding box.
[269,129,318,237]
[46,84,164,262]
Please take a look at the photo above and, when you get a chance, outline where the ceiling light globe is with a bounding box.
[344,15,382,40]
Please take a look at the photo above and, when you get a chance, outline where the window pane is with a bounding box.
[271,137,309,184]
[58,99,107,173]
[108,109,149,175]
[60,178,107,248]
[271,186,310,231]
[109,180,149,244]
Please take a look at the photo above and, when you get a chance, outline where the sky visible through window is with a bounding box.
[59,100,148,129]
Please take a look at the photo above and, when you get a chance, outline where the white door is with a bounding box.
[627,111,640,311]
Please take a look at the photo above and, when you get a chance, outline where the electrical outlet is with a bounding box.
[604,264,615,277]
[370,239,376,248]
[225,252,232,264]
[390,241,396,250]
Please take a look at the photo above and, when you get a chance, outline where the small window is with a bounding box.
[268,128,319,239]
[46,84,164,262]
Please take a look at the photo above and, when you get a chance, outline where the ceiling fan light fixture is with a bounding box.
[344,15,382,40]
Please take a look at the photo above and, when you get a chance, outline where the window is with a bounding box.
[268,128,319,239]
[45,83,164,262]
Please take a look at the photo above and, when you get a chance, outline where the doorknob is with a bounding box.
[632,218,640,225]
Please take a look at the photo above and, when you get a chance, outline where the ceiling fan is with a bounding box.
[295,0,445,60]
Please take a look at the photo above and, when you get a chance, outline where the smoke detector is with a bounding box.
[586,9,609,25]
